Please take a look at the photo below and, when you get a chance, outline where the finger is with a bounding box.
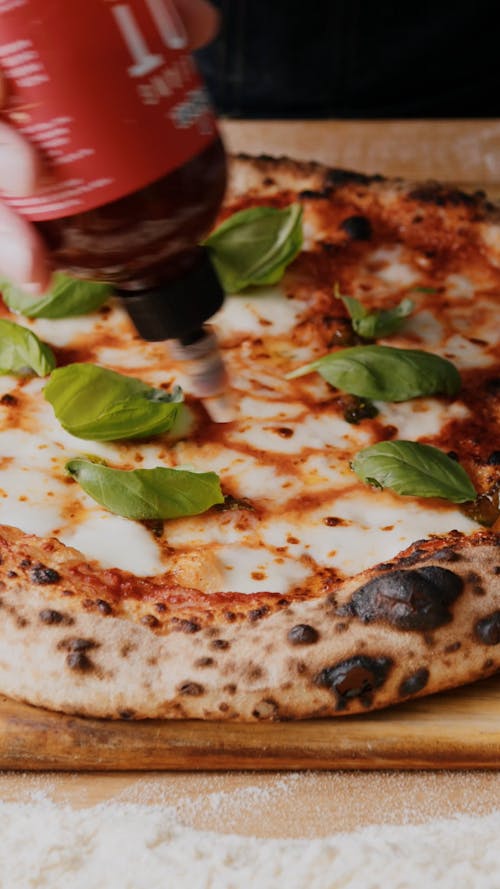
[0,201,51,293]
[174,0,220,50]
[0,120,43,197]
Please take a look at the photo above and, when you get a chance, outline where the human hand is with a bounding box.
[0,0,219,295]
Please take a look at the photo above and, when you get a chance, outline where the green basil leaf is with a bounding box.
[352,441,476,503]
[66,458,224,519]
[44,363,183,440]
[286,345,461,402]
[0,319,55,376]
[1,273,111,318]
[339,289,414,339]
[204,204,303,292]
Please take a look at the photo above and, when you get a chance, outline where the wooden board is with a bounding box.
[2,673,500,770]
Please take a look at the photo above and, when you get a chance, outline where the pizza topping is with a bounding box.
[287,624,320,645]
[1,273,110,319]
[341,394,379,424]
[315,655,393,709]
[44,364,184,441]
[339,215,372,241]
[0,319,55,377]
[352,441,477,503]
[287,345,461,402]
[339,290,414,340]
[204,204,303,292]
[475,611,500,645]
[398,667,430,697]
[65,458,224,520]
[344,565,464,631]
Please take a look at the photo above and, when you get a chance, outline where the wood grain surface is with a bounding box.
[2,673,500,771]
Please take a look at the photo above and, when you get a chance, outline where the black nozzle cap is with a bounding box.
[117,249,224,342]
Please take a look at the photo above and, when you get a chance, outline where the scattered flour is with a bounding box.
[1,793,500,888]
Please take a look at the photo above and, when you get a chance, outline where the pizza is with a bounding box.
[0,154,499,720]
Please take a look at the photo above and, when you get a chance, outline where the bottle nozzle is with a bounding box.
[169,327,234,423]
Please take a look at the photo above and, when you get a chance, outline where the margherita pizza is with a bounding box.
[0,154,499,720]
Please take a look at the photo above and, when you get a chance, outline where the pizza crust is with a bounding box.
[0,523,499,719]
[0,155,499,720]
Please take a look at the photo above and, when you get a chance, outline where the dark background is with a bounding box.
[196,0,500,118]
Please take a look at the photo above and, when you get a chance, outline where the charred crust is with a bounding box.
[119,710,135,719]
[252,698,279,720]
[432,548,461,563]
[408,183,480,208]
[475,611,500,645]
[248,606,270,622]
[29,563,61,585]
[39,609,64,625]
[172,618,201,634]
[210,639,230,650]
[140,614,160,629]
[223,683,236,695]
[315,656,392,709]
[96,599,112,615]
[287,624,319,645]
[66,651,93,671]
[194,657,215,668]
[340,215,372,240]
[154,602,167,613]
[179,682,204,696]
[444,641,461,653]
[398,668,430,698]
[58,637,97,652]
[345,566,463,631]
[326,168,384,186]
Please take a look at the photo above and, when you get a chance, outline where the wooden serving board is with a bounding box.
[2,674,500,770]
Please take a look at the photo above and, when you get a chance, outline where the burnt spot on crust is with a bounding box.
[408,183,480,207]
[252,698,279,720]
[210,639,230,651]
[140,614,160,629]
[30,563,61,585]
[287,624,319,645]
[58,637,97,653]
[475,611,500,645]
[119,710,135,720]
[39,609,64,625]
[172,618,201,634]
[326,168,384,187]
[179,682,204,696]
[66,652,93,671]
[432,548,461,563]
[194,657,215,668]
[0,393,17,405]
[344,566,463,631]
[399,668,430,698]
[340,215,372,240]
[248,606,270,622]
[444,641,461,654]
[315,656,392,710]
[96,599,112,615]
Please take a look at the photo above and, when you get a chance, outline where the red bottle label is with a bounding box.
[0,0,217,220]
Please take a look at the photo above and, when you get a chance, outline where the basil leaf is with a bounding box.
[204,204,303,293]
[286,345,461,402]
[0,319,55,376]
[44,363,182,440]
[1,273,111,318]
[66,458,224,519]
[352,441,476,503]
[340,290,414,339]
